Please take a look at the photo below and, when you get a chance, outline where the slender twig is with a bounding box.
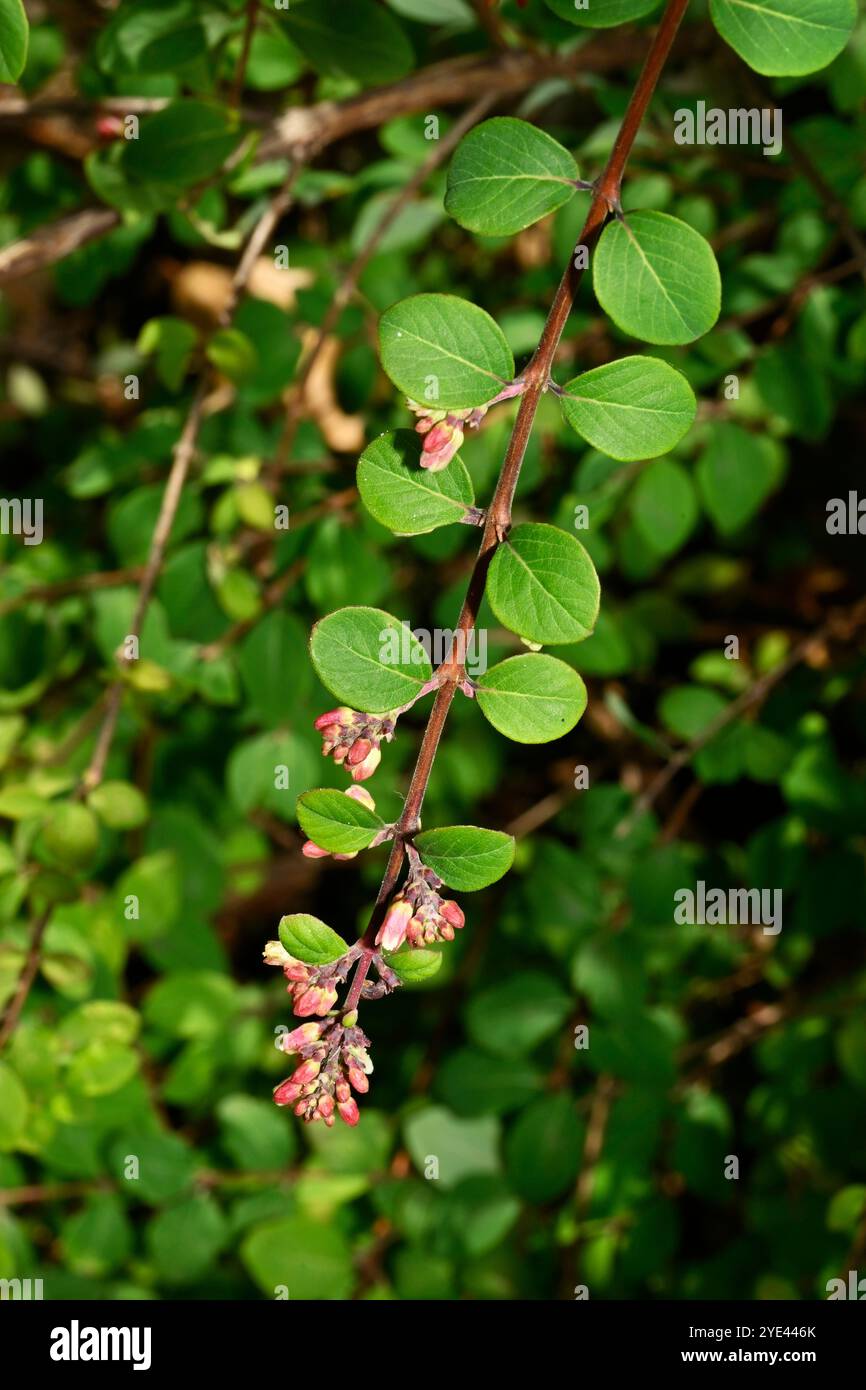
[343,0,693,1008]
[0,168,302,1053]
[229,0,260,108]
[0,567,146,618]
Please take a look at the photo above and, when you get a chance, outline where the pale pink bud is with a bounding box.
[350,744,381,782]
[284,961,311,982]
[263,940,294,967]
[440,900,465,930]
[302,840,330,859]
[336,1079,351,1103]
[338,1098,360,1126]
[440,923,455,942]
[317,1094,335,1118]
[345,784,375,811]
[281,1021,324,1051]
[332,743,349,764]
[294,986,325,1017]
[346,737,372,767]
[376,897,412,952]
[314,708,354,731]
[292,1058,321,1085]
[348,1066,369,1094]
[407,915,424,947]
[273,1078,302,1106]
[423,422,452,453]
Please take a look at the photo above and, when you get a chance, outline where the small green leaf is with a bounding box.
[357,430,474,535]
[593,211,721,346]
[403,1105,500,1189]
[445,117,578,237]
[467,972,571,1057]
[505,1093,583,1203]
[383,948,443,983]
[310,606,432,713]
[296,790,384,855]
[242,1214,354,1298]
[206,328,257,382]
[696,422,777,535]
[631,457,698,557]
[544,0,661,26]
[137,316,198,392]
[281,0,414,85]
[560,356,696,461]
[486,523,600,645]
[0,0,28,83]
[124,101,242,187]
[710,0,856,77]
[414,825,515,891]
[0,1062,28,1151]
[378,294,514,410]
[87,780,148,831]
[475,653,587,743]
[43,803,100,869]
[278,913,347,965]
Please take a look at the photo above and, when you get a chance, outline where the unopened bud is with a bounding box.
[292,1058,321,1085]
[345,784,375,812]
[348,1066,369,1094]
[338,1098,360,1126]
[350,744,381,782]
[439,900,465,930]
[376,896,412,952]
[347,737,372,767]
[302,840,330,859]
[273,1078,302,1106]
[281,1021,324,1051]
[263,940,293,967]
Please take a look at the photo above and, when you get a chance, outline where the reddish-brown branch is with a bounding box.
[350,0,692,986]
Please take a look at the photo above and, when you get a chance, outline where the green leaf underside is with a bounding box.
[357,430,474,534]
[124,101,242,186]
[278,913,347,965]
[0,0,29,83]
[486,523,600,645]
[544,0,662,28]
[414,825,515,891]
[445,117,578,237]
[310,606,432,713]
[475,654,588,743]
[560,356,696,461]
[593,211,721,346]
[281,0,414,85]
[384,948,443,983]
[378,294,515,410]
[709,0,856,78]
[296,790,383,854]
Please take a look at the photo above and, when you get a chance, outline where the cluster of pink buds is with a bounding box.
[263,939,358,1017]
[408,399,488,471]
[302,785,381,862]
[314,706,398,781]
[376,852,465,952]
[273,1010,373,1126]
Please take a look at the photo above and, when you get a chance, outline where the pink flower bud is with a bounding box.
[317,1094,335,1119]
[318,724,342,745]
[292,1058,321,1086]
[407,915,424,947]
[345,784,375,812]
[294,986,325,1017]
[348,1066,369,1094]
[346,737,372,767]
[314,708,354,731]
[423,422,452,453]
[440,900,465,930]
[439,922,455,941]
[284,961,311,982]
[281,1021,324,1051]
[273,1078,302,1107]
[376,896,412,952]
[332,743,350,764]
[338,1098,360,1126]
[302,840,330,859]
[336,1079,351,1103]
[350,744,381,782]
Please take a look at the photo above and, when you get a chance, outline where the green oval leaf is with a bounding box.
[0,0,29,83]
[278,913,347,965]
[444,117,578,237]
[631,457,699,557]
[296,789,384,854]
[593,211,721,346]
[414,825,515,891]
[560,356,696,462]
[486,523,600,645]
[505,1093,583,1203]
[378,294,514,410]
[696,422,778,535]
[475,654,587,743]
[87,780,149,830]
[383,947,443,983]
[310,606,432,713]
[357,430,474,535]
[282,0,414,85]
[709,0,856,77]
[544,0,661,27]
[124,101,242,187]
